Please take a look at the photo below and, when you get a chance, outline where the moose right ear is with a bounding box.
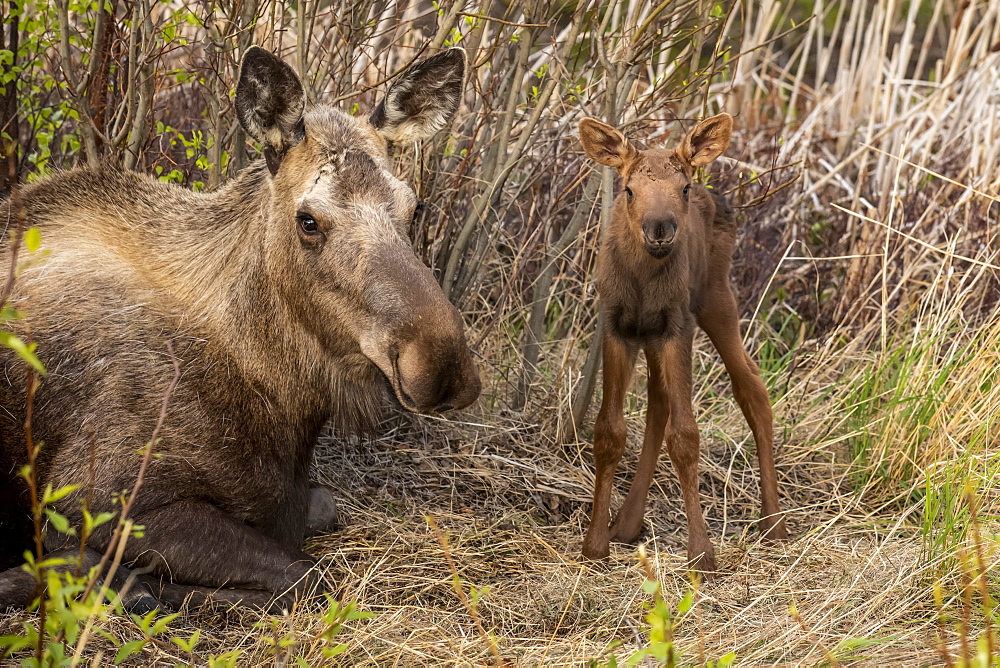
[235,47,306,175]
[578,118,638,170]
[369,48,467,143]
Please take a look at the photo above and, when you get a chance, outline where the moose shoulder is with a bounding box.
[0,46,480,611]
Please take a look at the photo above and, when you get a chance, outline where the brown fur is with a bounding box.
[0,47,479,611]
[578,114,788,575]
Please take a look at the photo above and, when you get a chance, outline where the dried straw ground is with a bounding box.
[49,350,964,665]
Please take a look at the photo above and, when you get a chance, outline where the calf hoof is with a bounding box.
[687,546,718,582]
[609,519,645,545]
[581,534,611,561]
[760,515,789,543]
[306,486,340,536]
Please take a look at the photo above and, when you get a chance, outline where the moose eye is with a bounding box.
[297,214,319,234]
[682,183,691,201]
[624,187,634,201]
[412,202,426,222]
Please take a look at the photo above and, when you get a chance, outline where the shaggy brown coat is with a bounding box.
[0,46,480,611]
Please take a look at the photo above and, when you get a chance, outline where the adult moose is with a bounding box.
[0,46,480,611]
[578,113,787,575]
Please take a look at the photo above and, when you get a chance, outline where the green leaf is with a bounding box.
[0,331,45,374]
[0,633,32,654]
[114,639,146,664]
[24,226,41,252]
[171,628,200,652]
[677,590,694,616]
[322,643,349,658]
[43,482,79,505]
[44,508,75,535]
[148,611,180,636]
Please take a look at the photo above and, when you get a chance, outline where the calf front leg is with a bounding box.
[609,343,669,544]
[662,329,717,577]
[582,333,636,560]
[121,500,320,608]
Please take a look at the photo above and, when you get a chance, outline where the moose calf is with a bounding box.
[578,113,787,574]
[0,46,480,611]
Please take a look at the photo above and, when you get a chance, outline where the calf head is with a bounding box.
[235,47,480,414]
[579,114,733,259]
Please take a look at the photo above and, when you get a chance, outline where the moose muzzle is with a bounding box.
[642,213,677,259]
[360,252,481,414]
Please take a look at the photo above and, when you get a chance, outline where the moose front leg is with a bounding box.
[698,288,787,542]
[582,333,637,560]
[306,486,340,537]
[0,547,159,614]
[662,329,717,576]
[122,499,321,609]
[609,343,669,544]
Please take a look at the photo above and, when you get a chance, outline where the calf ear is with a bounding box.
[677,113,732,168]
[579,118,638,170]
[235,46,306,174]
[370,48,466,143]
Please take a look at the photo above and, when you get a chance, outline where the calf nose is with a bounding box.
[642,214,677,245]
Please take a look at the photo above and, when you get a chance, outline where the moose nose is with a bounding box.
[394,339,480,413]
[392,315,481,414]
[642,214,677,246]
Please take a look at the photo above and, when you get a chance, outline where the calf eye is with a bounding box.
[297,214,319,234]
[624,186,634,201]
[682,183,691,201]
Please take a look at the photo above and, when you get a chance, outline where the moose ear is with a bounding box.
[579,118,638,170]
[677,113,732,168]
[369,48,466,143]
[235,46,306,175]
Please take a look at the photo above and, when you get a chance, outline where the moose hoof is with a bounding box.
[609,521,645,545]
[306,486,340,536]
[581,536,611,561]
[126,593,163,616]
[688,547,718,582]
[117,577,163,616]
[759,516,789,543]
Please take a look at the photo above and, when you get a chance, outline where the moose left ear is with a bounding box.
[677,113,733,168]
[235,46,306,175]
[370,48,467,143]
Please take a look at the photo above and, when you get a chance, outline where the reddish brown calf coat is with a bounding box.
[579,114,787,573]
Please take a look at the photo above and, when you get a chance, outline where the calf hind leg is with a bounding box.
[698,289,787,541]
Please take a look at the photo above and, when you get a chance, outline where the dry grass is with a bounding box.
[3,0,1000,665]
